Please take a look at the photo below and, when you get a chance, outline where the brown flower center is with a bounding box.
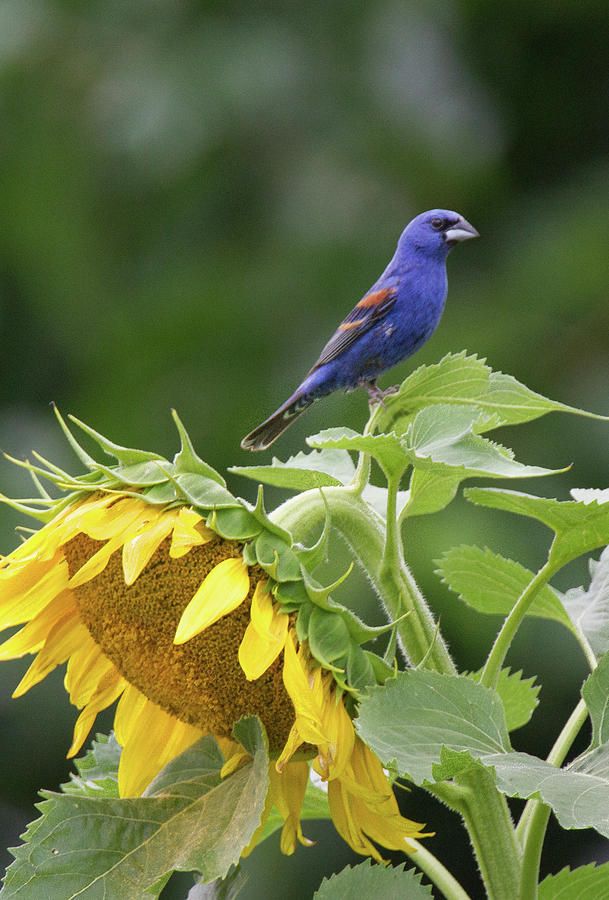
[63,533,296,752]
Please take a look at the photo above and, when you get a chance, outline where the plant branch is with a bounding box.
[480,559,557,690]
[272,486,456,673]
[516,698,589,899]
[406,839,472,900]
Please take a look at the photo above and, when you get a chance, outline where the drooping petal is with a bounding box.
[174,557,250,644]
[238,582,288,680]
[12,613,89,697]
[270,762,315,854]
[169,507,214,558]
[122,511,178,585]
[0,590,76,660]
[68,669,127,758]
[117,692,204,797]
[64,631,117,708]
[0,557,69,629]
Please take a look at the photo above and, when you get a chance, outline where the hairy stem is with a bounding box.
[516,699,589,899]
[272,486,456,673]
[406,840,472,900]
[480,559,557,690]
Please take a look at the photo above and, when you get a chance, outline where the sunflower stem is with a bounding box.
[406,839,472,900]
[272,486,456,674]
[516,698,589,900]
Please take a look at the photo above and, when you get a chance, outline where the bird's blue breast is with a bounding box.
[300,262,448,399]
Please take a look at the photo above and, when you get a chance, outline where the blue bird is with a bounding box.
[241,209,478,451]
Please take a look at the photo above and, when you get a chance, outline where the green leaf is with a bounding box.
[60,733,120,798]
[482,372,607,426]
[538,864,609,900]
[356,671,609,840]
[559,545,609,661]
[378,352,493,433]
[436,545,574,631]
[378,353,605,434]
[356,669,511,784]
[314,861,433,900]
[468,667,540,732]
[403,467,463,517]
[465,488,609,570]
[405,404,560,480]
[306,428,408,481]
[2,726,268,899]
[188,866,248,900]
[230,448,355,491]
[582,651,609,746]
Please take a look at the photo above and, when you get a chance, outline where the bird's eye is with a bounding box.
[431,216,444,230]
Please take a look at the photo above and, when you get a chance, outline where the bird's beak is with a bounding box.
[444,216,479,243]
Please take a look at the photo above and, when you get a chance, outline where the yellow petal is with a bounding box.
[271,762,314,854]
[174,557,249,644]
[114,683,149,747]
[122,511,177,585]
[169,508,214,558]
[117,696,203,797]
[64,633,116,708]
[238,584,288,681]
[67,670,127,758]
[0,590,76,660]
[12,613,88,697]
[0,557,69,629]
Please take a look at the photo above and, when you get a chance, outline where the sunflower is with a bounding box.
[0,411,428,861]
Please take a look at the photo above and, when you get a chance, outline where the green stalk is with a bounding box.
[480,559,557,690]
[516,698,589,900]
[406,840,472,900]
[272,486,456,674]
[450,767,522,900]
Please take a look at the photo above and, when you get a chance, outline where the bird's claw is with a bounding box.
[364,382,399,408]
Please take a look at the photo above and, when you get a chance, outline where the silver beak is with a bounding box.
[444,216,479,243]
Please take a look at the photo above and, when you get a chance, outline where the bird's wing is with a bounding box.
[308,286,398,372]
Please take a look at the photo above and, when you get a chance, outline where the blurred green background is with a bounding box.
[1,1,609,897]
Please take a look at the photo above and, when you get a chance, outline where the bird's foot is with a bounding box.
[364,381,399,408]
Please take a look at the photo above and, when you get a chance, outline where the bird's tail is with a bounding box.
[241,391,314,451]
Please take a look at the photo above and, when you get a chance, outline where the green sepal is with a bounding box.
[346,644,377,692]
[0,493,59,523]
[207,506,262,540]
[69,414,165,465]
[245,486,294,544]
[341,607,409,647]
[171,409,226,486]
[273,580,310,612]
[111,460,173,486]
[308,607,352,670]
[301,564,353,611]
[174,473,238,509]
[240,541,258,566]
[140,482,180,504]
[292,509,331,570]
[52,405,98,469]
[364,650,396,685]
[296,601,313,642]
[254,531,302,582]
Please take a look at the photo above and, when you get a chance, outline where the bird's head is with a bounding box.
[400,209,479,260]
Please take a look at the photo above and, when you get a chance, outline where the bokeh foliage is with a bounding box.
[1,1,608,897]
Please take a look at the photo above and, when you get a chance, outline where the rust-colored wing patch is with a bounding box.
[356,286,396,309]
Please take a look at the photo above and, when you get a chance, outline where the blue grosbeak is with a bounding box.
[241,209,478,451]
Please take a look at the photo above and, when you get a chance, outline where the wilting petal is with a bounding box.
[238,582,288,680]
[12,613,88,697]
[122,511,177,585]
[0,591,76,660]
[169,507,214,558]
[68,669,127,758]
[118,695,204,797]
[174,557,249,644]
[270,762,314,854]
